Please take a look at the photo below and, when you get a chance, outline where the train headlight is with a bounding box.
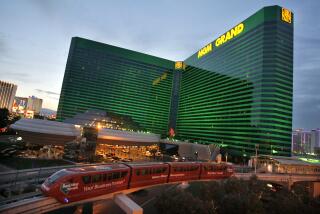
[64,197,69,203]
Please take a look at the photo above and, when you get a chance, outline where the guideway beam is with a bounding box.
[114,193,143,214]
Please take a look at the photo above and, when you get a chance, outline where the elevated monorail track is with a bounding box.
[0,163,112,190]
[0,173,319,214]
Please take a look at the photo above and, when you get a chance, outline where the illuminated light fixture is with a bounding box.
[97,123,102,129]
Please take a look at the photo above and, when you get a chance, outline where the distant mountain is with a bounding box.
[40,108,56,116]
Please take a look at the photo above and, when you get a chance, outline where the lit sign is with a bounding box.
[197,23,245,59]
[215,23,244,47]
[152,72,168,86]
[197,43,212,59]
[175,61,185,70]
[281,8,292,23]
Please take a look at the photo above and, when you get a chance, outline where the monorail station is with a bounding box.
[249,155,320,175]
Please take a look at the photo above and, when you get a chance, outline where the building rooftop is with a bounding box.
[258,155,320,166]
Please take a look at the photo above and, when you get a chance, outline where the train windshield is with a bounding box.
[47,170,68,185]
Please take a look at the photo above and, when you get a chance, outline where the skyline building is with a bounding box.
[311,129,320,155]
[12,96,43,118]
[292,129,311,155]
[0,80,17,111]
[26,96,43,115]
[57,5,294,157]
[292,128,320,155]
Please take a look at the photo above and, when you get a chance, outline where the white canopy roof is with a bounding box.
[98,128,160,143]
[10,118,81,136]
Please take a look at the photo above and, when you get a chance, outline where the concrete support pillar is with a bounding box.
[114,193,143,214]
[311,182,320,198]
[287,180,294,190]
[82,202,93,214]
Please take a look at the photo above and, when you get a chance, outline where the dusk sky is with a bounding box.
[0,0,319,129]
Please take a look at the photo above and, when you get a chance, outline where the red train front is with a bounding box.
[41,164,130,203]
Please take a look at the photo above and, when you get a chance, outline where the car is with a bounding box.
[127,162,169,188]
[167,162,201,182]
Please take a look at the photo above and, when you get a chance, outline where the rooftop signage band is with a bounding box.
[197,23,245,59]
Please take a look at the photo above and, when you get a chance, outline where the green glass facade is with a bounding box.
[57,37,175,135]
[176,6,293,156]
[57,5,293,156]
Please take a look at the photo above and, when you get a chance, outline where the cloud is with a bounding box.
[35,89,60,96]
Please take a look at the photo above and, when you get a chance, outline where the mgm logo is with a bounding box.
[282,8,292,24]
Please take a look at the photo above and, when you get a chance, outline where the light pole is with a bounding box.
[225,152,228,163]
[255,144,259,174]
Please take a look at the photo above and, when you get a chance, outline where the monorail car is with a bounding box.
[41,162,234,203]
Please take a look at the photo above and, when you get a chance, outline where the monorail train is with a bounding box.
[41,162,234,203]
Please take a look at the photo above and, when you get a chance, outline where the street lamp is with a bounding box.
[255,144,259,174]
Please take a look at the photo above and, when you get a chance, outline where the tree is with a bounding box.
[0,108,9,128]
[155,189,217,214]
[155,177,320,214]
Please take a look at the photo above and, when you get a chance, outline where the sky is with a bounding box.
[0,0,319,129]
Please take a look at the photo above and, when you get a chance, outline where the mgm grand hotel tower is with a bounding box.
[57,6,293,157]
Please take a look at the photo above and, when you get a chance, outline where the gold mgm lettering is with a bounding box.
[197,43,212,59]
[282,8,292,23]
[215,23,244,47]
[152,72,168,85]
